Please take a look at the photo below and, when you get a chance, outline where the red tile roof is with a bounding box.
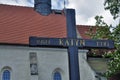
[77,25,96,39]
[0,4,96,45]
[0,4,67,44]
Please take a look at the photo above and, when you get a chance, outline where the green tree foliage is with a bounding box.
[105,23,120,78]
[94,16,112,39]
[94,16,120,78]
[104,0,120,19]
[88,16,120,78]
[112,24,120,47]
[87,0,120,78]
[105,49,120,78]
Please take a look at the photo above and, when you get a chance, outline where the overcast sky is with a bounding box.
[0,0,119,26]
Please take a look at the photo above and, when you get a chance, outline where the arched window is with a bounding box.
[2,70,10,80]
[53,72,61,80]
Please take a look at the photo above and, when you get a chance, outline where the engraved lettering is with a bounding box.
[103,42,107,46]
[32,38,112,48]
[97,42,102,46]
[37,39,50,45]
[70,39,74,46]
[79,40,85,46]
[75,40,79,46]
[97,42,99,46]
[64,39,70,46]
[97,41,110,47]
[59,39,64,45]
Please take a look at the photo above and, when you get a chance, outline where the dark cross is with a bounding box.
[66,9,80,80]
[31,1,114,80]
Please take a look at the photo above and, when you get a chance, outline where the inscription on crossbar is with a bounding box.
[29,37,114,49]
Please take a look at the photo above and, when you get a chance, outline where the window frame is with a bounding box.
[0,67,12,80]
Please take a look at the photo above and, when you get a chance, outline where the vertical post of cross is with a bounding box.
[66,9,80,80]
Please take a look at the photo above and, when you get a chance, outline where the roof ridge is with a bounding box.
[0,3,33,8]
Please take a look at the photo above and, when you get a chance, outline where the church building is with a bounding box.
[0,4,102,80]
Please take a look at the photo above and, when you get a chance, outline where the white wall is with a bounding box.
[0,45,69,80]
[0,45,97,80]
[78,50,97,80]
[0,45,31,80]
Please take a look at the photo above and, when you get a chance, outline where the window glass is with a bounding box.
[2,70,10,80]
[54,72,61,80]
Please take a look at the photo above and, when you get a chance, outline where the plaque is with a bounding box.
[29,52,38,75]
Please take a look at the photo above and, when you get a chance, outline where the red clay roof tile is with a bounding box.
[0,4,96,45]
[77,25,96,39]
[0,4,67,44]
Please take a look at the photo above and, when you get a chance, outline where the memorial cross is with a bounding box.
[30,1,114,80]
